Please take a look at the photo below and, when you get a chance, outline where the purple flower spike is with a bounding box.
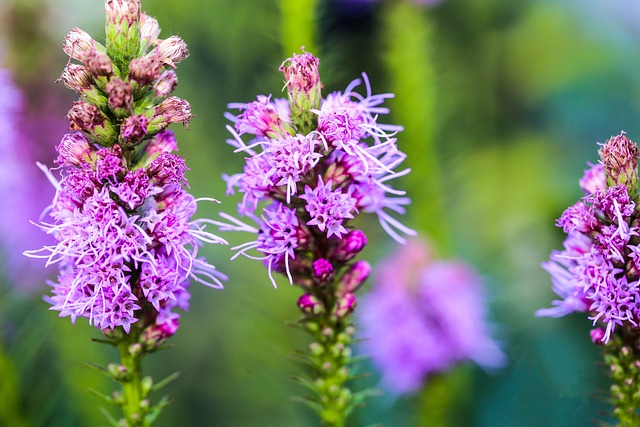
[539,132,640,345]
[360,238,504,394]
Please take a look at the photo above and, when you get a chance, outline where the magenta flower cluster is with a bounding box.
[219,52,415,287]
[359,238,504,394]
[26,2,225,335]
[538,132,640,343]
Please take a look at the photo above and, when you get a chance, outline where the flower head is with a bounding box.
[359,239,504,394]
[219,51,414,286]
[26,2,226,335]
[539,133,640,343]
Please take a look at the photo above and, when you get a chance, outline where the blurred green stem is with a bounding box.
[280,0,318,57]
[382,0,451,256]
[0,341,30,427]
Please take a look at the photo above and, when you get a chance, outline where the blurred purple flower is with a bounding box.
[0,69,57,291]
[359,238,505,394]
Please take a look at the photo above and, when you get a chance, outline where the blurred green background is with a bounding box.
[2,0,640,425]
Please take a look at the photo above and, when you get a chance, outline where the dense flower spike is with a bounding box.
[538,132,640,344]
[359,239,504,394]
[27,0,226,338]
[216,50,414,424]
[221,52,414,286]
[26,2,226,425]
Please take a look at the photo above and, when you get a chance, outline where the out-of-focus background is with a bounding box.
[1,0,639,425]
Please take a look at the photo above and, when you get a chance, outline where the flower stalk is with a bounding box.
[539,132,640,423]
[26,1,225,425]
[218,50,414,425]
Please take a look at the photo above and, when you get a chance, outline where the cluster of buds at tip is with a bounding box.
[59,0,191,149]
[600,132,640,196]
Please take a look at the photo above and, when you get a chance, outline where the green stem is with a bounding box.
[305,312,353,427]
[116,331,150,427]
[603,334,640,426]
[382,1,451,256]
[280,0,319,57]
[0,341,30,427]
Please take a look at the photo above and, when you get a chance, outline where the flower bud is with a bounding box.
[154,36,189,68]
[312,258,334,286]
[120,114,149,146]
[279,51,322,132]
[334,292,357,318]
[139,13,161,50]
[59,64,93,92]
[338,260,371,294]
[83,48,113,77]
[105,0,140,24]
[148,96,192,133]
[590,327,606,346]
[67,100,103,130]
[106,78,133,115]
[332,229,367,262]
[55,131,93,166]
[297,293,324,316]
[599,132,639,196]
[63,27,97,61]
[129,54,163,85]
[105,0,141,64]
[146,130,178,155]
[153,70,178,99]
[142,319,179,350]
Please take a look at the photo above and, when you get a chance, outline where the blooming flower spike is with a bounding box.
[25,1,226,425]
[538,131,640,424]
[215,50,415,425]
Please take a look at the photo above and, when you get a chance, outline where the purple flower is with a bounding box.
[300,177,356,238]
[359,238,504,394]
[539,133,640,343]
[217,52,415,285]
[0,69,62,291]
[26,11,227,335]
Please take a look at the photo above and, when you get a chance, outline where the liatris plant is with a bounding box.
[24,1,227,425]
[359,238,504,395]
[215,51,414,425]
[538,132,640,425]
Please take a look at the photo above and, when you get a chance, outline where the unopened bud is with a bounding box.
[153,70,178,99]
[83,48,113,77]
[332,229,367,262]
[334,292,357,318]
[106,78,133,114]
[63,27,97,61]
[279,50,321,132]
[55,131,93,166]
[590,327,606,346]
[338,260,371,294]
[148,96,192,132]
[129,54,163,85]
[312,258,334,285]
[105,0,140,24]
[297,293,324,316]
[59,64,93,92]
[139,13,161,49]
[67,100,104,131]
[120,114,149,146]
[154,36,189,68]
[599,132,639,195]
